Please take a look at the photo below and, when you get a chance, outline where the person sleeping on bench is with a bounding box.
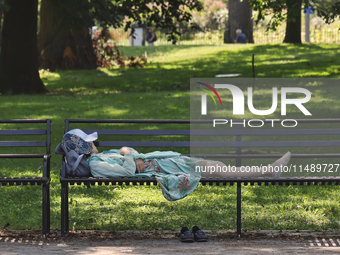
[60,129,292,242]
[61,129,291,202]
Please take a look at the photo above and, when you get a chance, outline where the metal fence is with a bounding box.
[108,27,340,46]
[254,27,340,44]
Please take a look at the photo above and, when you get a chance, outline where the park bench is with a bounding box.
[60,118,340,236]
[0,119,51,236]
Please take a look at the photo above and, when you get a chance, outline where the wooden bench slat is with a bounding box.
[60,176,340,184]
[0,130,47,135]
[190,153,340,159]
[0,141,47,147]
[68,119,191,124]
[97,141,190,147]
[83,129,190,135]
[67,118,340,124]
[0,154,47,158]
[0,119,49,124]
[190,141,340,147]
[96,141,340,148]
[191,129,340,136]
[83,129,340,136]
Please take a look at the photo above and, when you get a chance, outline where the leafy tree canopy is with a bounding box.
[0,0,9,10]
[52,0,203,42]
[249,0,340,30]
[314,0,340,24]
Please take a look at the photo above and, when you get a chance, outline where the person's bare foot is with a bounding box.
[270,151,291,178]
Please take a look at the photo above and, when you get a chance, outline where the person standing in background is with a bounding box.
[147,28,156,46]
[234,29,248,43]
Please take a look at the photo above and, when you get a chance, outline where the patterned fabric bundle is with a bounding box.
[61,129,98,155]
[88,147,206,201]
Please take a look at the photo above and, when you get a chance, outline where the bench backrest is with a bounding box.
[65,118,340,164]
[0,119,52,158]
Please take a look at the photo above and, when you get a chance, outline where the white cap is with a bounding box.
[66,129,98,142]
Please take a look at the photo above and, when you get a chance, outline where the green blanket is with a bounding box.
[88,147,204,201]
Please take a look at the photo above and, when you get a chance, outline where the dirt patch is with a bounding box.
[0,229,337,243]
[1,230,340,255]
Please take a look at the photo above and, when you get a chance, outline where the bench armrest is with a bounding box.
[43,154,51,179]
[60,156,67,178]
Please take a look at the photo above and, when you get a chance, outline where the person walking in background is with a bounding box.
[147,28,156,46]
[234,29,248,43]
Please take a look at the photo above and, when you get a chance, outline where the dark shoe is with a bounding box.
[180,227,194,242]
[192,226,208,242]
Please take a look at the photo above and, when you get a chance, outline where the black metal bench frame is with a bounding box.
[60,118,340,236]
[0,119,51,236]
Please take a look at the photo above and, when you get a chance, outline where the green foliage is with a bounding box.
[313,0,340,24]
[250,0,308,31]
[249,0,340,31]
[0,0,9,11]
[191,0,228,30]
[51,0,203,43]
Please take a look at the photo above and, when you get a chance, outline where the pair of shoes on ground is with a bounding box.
[180,226,208,242]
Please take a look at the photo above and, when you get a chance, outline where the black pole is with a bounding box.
[61,183,66,235]
[237,182,242,237]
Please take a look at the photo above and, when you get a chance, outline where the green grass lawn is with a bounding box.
[1,43,340,233]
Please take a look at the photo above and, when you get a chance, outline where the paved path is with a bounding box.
[1,230,340,254]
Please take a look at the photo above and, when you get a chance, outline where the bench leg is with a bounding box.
[47,159,51,234]
[42,182,50,236]
[237,182,242,238]
[61,182,69,235]
[47,182,50,234]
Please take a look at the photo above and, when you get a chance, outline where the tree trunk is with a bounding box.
[0,0,48,94]
[38,0,97,71]
[283,0,302,43]
[0,6,3,46]
[225,0,254,43]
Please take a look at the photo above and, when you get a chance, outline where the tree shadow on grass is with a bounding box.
[42,44,340,94]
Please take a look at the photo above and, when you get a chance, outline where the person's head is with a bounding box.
[236,29,242,35]
[90,143,99,155]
